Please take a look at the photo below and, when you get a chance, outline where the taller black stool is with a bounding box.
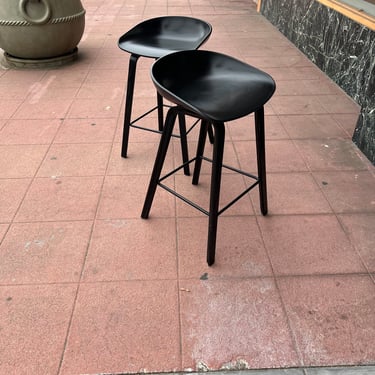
[118,16,212,163]
[141,50,276,266]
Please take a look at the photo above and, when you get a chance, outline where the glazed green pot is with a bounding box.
[0,0,85,59]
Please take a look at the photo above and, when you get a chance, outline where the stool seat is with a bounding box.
[151,50,275,122]
[118,16,212,58]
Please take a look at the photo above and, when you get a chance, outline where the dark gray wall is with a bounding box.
[260,0,375,164]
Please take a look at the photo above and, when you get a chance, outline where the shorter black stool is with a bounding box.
[141,50,276,266]
[118,16,212,170]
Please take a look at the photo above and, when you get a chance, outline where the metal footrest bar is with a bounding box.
[157,155,260,217]
[130,104,200,138]
[129,105,159,127]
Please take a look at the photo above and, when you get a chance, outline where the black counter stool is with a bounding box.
[118,16,212,173]
[141,50,276,266]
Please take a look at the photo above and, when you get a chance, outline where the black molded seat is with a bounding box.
[118,16,212,59]
[142,50,276,266]
[151,50,275,122]
[118,17,212,165]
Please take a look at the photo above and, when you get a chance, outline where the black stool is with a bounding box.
[141,50,276,266]
[118,16,212,168]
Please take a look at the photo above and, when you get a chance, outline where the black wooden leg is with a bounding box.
[207,123,215,144]
[207,122,225,266]
[192,120,209,185]
[178,112,190,176]
[255,106,268,215]
[157,92,164,132]
[121,54,139,158]
[141,107,178,219]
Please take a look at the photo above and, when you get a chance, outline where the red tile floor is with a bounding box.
[0,1,374,374]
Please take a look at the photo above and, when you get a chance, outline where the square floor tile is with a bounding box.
[178,216,273,278]
[15,177,103,222]
[270,96,327,115]
[265,66,323,82]
[76,82,124,100]
[0,119,62,144]
[339,214,375,272]
[60,280,181,374]
[273,80,314,96]
[85,69,126,84]
[107,141,175,175]
[0,179,31,222]
[294,139,367,171]
[97,175,175,219]
[314,171,375,213]
[37,143,111,177]
[34,86,80,100]
[247,43,303,58]
[228,115,289,141]
[82,218,177,281]
[279,115,348,139]
[12,98,73,120]
[0,84,31,100]
[41,69,88,88]
[0,69,46,85]
[303,79,345,96]
[278,275,375,366]
[0,100,22,119]
[0,145,48,178]
[258,215,365,276]
[54,118,117,143]
[252,173,332,215]
[67,98,122,119]
[234,140,308,173]
[248,54,311,70]
[27,74,81,98]
[260,65,322,81]
[0,221,92,284]
[180,278,299,370]
[318,95,360,114]
[0,284,76,374]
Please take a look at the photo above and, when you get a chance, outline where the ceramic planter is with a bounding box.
[0,0,85,61]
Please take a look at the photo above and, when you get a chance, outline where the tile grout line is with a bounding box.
[254,212,305,368]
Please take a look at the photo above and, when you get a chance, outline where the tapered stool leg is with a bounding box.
[207,123,225,266]
[255,106,268,215]
[157,92,164,132]
[178,112,191,176]
[207,124,215,144]
[121,54,139,158]
[192,120,209,185]
[141,108,178,219]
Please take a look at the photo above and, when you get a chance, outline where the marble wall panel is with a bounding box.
[261,0,375,164]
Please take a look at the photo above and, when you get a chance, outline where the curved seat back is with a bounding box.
[151,50,276,122]
[118,16,212,58]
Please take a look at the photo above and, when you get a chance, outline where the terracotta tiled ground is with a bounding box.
[0,0,374,374]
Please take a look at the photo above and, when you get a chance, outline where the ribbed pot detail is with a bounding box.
[0,0,85,59]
